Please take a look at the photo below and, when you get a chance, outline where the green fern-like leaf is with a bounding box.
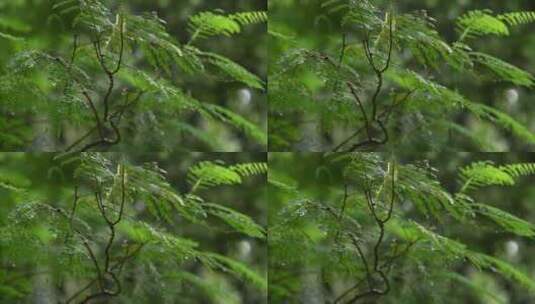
[459,161,515,192]
[501,163,535,177]
[498,11,535,27]
[457,10,509,39]
[473,203,535,237]
[204,203,266,239]
[201,51,264,89]
[228,162,268,178]
[205,104,267,145]
[475,253,535,292]
[229,11,267,26]
[471,52,534,87]
[390,219,535,291]
[118,221,199,260]
[187,160,267,191]
[200,252,267,290]
[188,11,266,41]
[322,0,382,30]
[187,161,243,190]
[459,161,535,192]
[465,102,535,144]
[188,12,241,38]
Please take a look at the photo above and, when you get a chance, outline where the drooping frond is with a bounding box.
[200,252,268,291]
[389,220,469,260]
[396,12,454,69]
[445,272,507,304]
[465,102,535,144]
[188,12,241,38]
[200,51,264,89]
[473,203,535,237]
[125,12,189,76]
[474,253,535,292]
[388,69,467,110]
[204,203,266,239]
[0,50,93,124]
[471,52,534,87]
[204,104,267,145]
[396,163,458,220]
[118,220,199,260]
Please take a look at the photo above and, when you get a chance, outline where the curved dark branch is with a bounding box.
[347,82,372,140]
[338,163,398,303]
[68,168,133,304]
[336,14,395,152]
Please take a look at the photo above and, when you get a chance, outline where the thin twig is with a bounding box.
[65,279,96,304]
[65,125,98,152]
[333,126,366,152]
[340,162,397,304]
[349,233,373,289]
[346,82,371,140]
[335,184,349,242]
[82,240,103,292]
[334,15,395,152]
[339,32,347,66]
[333,278,366,304]
[70,34,78,65]
[69,16,126,152]
[81,91,104,140]
[73,166,130,303]
[69,186,79,232]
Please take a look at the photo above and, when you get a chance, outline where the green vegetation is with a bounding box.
[269,153,535,303]
[3,1,535,303]
[0,0,267,151]
[0,153,267,303]
[269,0,535,151]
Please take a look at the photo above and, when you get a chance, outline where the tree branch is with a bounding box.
[346,82,372,141]
[69,166,131,303]
[339,162,397,303]
[335,14,395,152]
